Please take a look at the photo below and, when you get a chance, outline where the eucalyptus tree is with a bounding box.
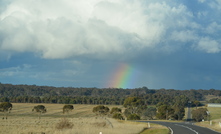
[123,97,144,120]
[193,100,200,109]
[110,107,124,120]
[0,102,12,119]
[92,105,109,117]
[32,105,47,119]
[63,104,74,114]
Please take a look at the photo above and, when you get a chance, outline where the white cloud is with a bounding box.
[0,0,220,60]
[206,22,221,34]
[171,30,197,42]
[195,37,221,53]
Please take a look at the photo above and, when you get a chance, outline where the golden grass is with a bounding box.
[0,103,148,134]
[0,117,148,134]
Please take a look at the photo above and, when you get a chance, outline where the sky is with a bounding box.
[0,0,221,90]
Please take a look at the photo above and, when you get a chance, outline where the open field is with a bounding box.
[0,103,168,134]
[207,107,221,120]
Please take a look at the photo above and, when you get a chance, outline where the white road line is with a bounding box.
[168,127,173,134]
[175,124,198,134]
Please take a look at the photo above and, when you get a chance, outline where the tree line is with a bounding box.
[0,83,221,105]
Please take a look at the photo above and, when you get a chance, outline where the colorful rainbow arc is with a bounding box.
[107,63,138,88]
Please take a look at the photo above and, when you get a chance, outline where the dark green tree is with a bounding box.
[92,105,109,116]
[172,106,185,120]
[173,95,189,108]
[193,100,200,109]
[156,104,174,120]
[63,104,74,114]
[110,107,122,114]
[171,95,188,120]
[110,107,123,120]
[123,97,143,114]
[0,102,12,119]
[128,114,140,120]
[192,108,208,122]
[141,107,157,120]
[112,113,124,120]
[32,105,47,119]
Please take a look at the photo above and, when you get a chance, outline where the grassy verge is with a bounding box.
[195,120,221,133]
[139,123,169,134]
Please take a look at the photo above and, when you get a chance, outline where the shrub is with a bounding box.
[191,108,208,122]
[55,118,74,130]
[128,114,140,120]
[63,104,74,114]
[93,105,109,116]
[110,107,121,114]
[112,113,124,120]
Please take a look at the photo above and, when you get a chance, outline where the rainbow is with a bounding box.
[107,63,139,88]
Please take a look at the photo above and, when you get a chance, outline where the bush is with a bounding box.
[93,105,110,116]
[191,108,208,122]
[112,113,124,120]
[128,114,140,120]
[110,107,121,114]
[55,118,74,130]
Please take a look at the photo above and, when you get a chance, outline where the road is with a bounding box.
[186,106,192,121]
[139,106,221,134]
[139,121,221,134]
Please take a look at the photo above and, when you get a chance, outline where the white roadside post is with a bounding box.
[148,122,150,128]
[206,111,210,124]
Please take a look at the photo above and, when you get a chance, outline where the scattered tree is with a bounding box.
[0,102,12,119]
[63,104,74,114]
[32,105,47,119]
[92,105,109,116]
[193,100,200,109]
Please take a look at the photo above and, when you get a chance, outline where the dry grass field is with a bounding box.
[0,103,166,134]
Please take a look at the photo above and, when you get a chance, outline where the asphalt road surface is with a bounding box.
[187,106,192,121]
[139,121,221,134]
